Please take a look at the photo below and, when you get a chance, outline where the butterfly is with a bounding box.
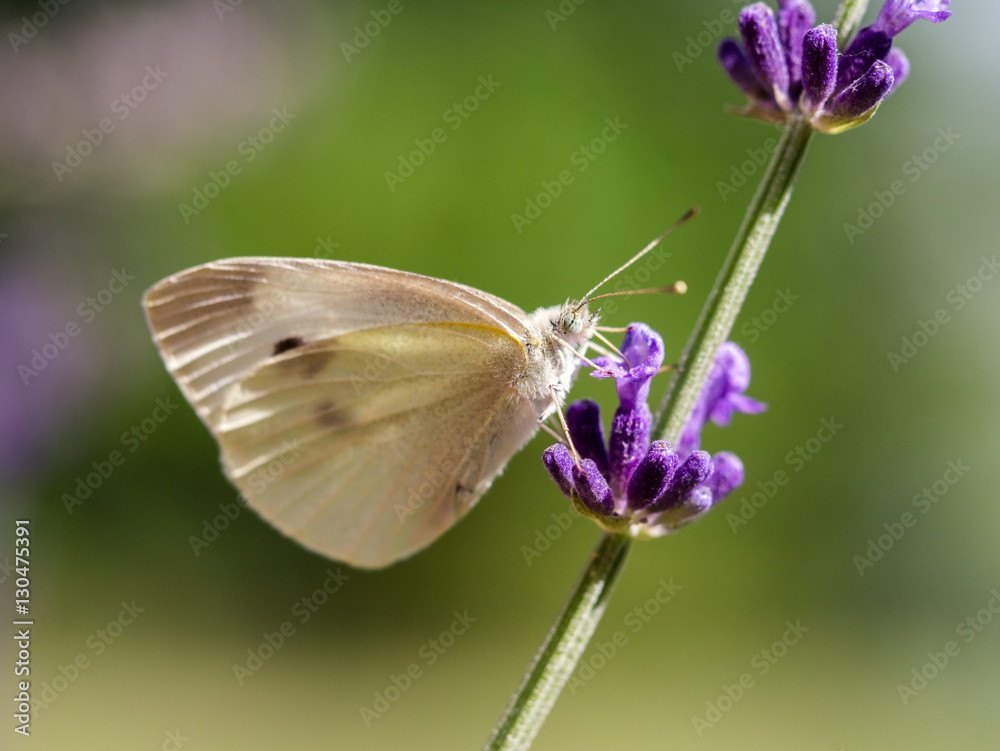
[142,213,691,569]
[143,257,610,568]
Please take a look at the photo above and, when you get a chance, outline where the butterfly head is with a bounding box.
[555,302,598,345]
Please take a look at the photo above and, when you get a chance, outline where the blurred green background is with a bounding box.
[2,0,997,749]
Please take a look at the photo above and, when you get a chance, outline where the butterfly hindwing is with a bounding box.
[215,322,537,567]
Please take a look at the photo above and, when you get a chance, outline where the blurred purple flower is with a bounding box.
[0,0,335,193]
[0,248,104,483]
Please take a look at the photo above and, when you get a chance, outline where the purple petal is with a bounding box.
[590,323,663,412]
[543,444,575,498]
[824,59,895,127]
[719,38,769,101]
[777,0,816,95]
[565,400,610,479]
[573,459,615,516]
[885,47,910,91]
[705,452,745,504]
[619,322,664,371]
[682,485,714,515]
[647,450,713,513]
[739,3,791,110]
[648,486,714,532]
[843,26,894,58]
[608,404,652,497]
[680,342,766,455]
[801,24,838,115]
[838,29,892,93]
[873,0,952,38]
[626,441,680,511]
[715,393,768,424]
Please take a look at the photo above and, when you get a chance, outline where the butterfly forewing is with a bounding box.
[143,258,532,426]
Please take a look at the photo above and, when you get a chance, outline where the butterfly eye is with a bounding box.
[560,311,585,335]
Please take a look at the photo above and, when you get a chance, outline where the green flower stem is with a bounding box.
[653,116,814,443]
[483,532,631,751]
[833,0,872,41]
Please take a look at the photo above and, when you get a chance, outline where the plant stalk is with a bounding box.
[654,117,814,443]
[483,532,631,751]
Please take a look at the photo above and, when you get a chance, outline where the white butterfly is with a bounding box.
[143,258,599,568]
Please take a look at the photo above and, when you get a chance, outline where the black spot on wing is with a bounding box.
[273,336,304,356]
[315,399,350,428]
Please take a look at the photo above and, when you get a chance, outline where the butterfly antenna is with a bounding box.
[578,282,687,314]
[579,206,697,303]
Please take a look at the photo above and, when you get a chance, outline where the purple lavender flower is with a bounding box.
[739,4,791,111]
[590,324,662,497]
[718,0,952,133]
[778,0,816,98]
[679,342,767,456]
[590,324,663,412]
[872,0,952,37]
[542,326,765,537]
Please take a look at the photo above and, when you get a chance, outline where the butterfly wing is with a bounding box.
[143,259,543,567]
[142,257,532,427]
[215,322,540,567]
